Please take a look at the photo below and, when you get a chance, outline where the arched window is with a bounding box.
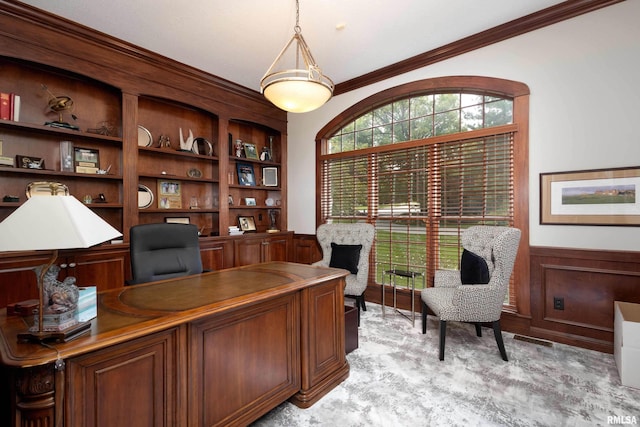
[316,76,529,311]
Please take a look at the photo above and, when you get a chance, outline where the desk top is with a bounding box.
[0,262,348,368]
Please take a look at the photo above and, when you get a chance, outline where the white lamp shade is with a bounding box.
[263,79,333,113]
[0,195,122,252]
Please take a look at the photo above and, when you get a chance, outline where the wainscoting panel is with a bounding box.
[530,246,640,353]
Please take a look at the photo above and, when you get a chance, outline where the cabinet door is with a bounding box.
[264,235,290,262]
[66,327,182,427]
[233,236,264,266]
[200,239,234,271]
[64,249,128,291]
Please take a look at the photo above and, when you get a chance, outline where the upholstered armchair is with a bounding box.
[313,223,375,324]
[421,226,521,361]
[128,223,204,285]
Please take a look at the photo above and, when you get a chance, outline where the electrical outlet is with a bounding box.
[553,297,564,310]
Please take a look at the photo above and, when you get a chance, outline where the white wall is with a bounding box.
[287,1,640,251]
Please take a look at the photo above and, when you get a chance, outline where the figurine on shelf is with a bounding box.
[268,209,279,232]
[158,134,171,148]
[235,139,244,158]
[179,128,194,151]
[260,147,271,161]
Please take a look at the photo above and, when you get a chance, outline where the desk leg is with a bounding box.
[9,364,57,427]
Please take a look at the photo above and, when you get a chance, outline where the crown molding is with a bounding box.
[335,0,625,95]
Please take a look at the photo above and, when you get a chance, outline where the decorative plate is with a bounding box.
[137,184,154,209]
[265,197,275,207]
[137,125,152,147]
[26,181,69,198]
[192,137,213,156]
[187,167,202,178]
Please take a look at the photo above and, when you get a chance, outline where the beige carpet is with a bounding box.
[252,303,640,427]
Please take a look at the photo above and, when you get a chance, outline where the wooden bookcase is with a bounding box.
[0,2,288,290]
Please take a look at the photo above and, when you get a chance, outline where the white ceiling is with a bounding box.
[18,0,566,92]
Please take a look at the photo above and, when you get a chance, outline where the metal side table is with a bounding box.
[382,268,424,326]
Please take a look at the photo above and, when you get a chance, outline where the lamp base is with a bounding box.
[18,321,91,343]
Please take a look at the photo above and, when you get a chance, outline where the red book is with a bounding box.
[0,92,10,120]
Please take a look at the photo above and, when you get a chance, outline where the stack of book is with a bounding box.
[0,92,20,121]
[228,225,244,236]
[76,286,97,322]
[32,308,78,332]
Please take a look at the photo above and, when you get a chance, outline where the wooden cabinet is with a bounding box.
[234,232,292,266]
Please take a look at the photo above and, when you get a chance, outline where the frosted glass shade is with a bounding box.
[263,78,333,113]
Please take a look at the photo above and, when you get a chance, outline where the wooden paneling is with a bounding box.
[189,294,299,427]
[67,327,182,427]
[293,278,349,408]
[292,234,322,265]
[528,246,640,352]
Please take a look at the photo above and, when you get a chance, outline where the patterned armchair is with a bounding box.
[313,223,375,324]
[421,226,521,361]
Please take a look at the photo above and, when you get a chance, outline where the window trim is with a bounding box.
[315,76,531,317]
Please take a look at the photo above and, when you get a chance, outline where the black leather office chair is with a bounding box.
[128,223,203,285]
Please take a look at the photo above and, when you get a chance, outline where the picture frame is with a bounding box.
[157,179,182,209]
[236,162,256,186]
[165,217,190,224]
[540,166,640,226]
[243,142,259,160]
[238,215,257,232]
[263,167,278,187]
[74,147,99,174]
[244,197,256,206]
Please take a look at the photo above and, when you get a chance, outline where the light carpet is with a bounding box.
[252,303,640,427]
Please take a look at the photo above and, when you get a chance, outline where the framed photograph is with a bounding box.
[243,142,259,159]
[238,215,257,232]
[74,147,99,174]
[263,167,278,187]
[245,197,256,206]
[165,217,190,224]
[540,166,640,226]
[236,162,256,186]
[157,179,182,209]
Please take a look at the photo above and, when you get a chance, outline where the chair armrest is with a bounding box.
[434,269,461,288]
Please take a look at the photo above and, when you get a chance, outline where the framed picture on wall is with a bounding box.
[540,166,640,225]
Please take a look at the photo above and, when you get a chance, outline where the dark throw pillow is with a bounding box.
[329,243,363,275]
[460,249,490,285]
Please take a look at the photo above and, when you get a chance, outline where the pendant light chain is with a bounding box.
[295,0,301,34]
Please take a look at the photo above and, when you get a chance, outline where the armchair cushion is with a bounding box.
[329,243,362,274]
[460,249,490,285]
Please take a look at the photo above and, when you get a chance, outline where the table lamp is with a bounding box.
[0,190,122,342]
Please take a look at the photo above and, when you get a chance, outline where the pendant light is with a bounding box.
[260,0,334,113]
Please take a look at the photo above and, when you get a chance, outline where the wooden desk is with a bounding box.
[0,262,349,427]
